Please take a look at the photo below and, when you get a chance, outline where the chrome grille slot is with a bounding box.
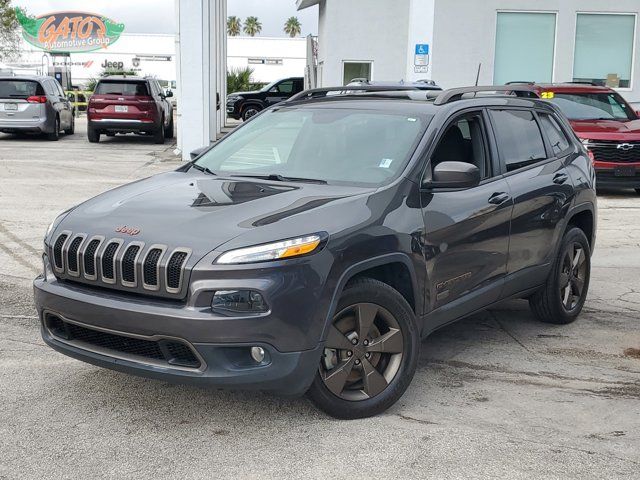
[166,249,190,293]
[121,243,143,287]
[83,237,102,279]
[66,236,84,275]
[590,141,640,163]
[142,247,164,289]
[100,241,122,284]
[52,233,69,271]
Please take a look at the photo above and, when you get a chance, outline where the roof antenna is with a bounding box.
[475,63,482,86]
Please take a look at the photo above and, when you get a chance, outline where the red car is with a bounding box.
[87,76,174,144]
[512,83,640,193]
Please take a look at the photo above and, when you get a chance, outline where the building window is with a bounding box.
[494,12,556,84]
[573,14,635,88]
[343,62,371,85]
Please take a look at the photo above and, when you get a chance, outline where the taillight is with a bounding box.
[27,95,47,104]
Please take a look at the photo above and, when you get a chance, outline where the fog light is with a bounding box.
[211,290,268,314]
[250,346,265,363]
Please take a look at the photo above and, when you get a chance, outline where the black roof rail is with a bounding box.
[287,85,435,102]
[433,85,538,105]
[562,81,601,86]
[505,81,535,85]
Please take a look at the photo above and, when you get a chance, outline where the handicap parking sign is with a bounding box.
[415,44,430,66]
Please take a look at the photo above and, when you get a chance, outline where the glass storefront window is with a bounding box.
[494,12,556,84]
[573,14,635,88]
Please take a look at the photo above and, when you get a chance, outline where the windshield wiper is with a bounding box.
[231,173,327,184]
[190,163,217,176]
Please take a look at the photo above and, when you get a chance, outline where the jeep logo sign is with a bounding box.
[101,60,125,70]
[16,8,124,53]
[115,226,141,236]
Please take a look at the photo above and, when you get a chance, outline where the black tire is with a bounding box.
[241,105,262,121]
[64,114,74,135]
[164,113,174,139]
[47,117,60,141]
[154,118,165,144]
[87,126,100,143]
[635,188,640,195]
[529,227,591,324]
[307,278,419,419]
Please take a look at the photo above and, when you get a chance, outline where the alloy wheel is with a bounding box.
[320,303,403,401]
[243,108,259,120]
[559,242,587,311]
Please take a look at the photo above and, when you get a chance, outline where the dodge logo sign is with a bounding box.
[617,143,635,151]
[115,226,141,236]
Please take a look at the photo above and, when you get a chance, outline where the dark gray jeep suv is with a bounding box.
[34,85,596,418]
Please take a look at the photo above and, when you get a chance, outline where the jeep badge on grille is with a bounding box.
[115,226,141,236]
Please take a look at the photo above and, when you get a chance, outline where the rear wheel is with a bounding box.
[529,227,591,324]
[47,117,60,141]
[241,105,261,121]
[87,126,100,143]
[154,117,165,144]
[164,113,174,139]
[64,114,74,135]
[307,278,419,419]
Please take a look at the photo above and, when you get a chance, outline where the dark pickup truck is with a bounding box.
[226,77,304,121]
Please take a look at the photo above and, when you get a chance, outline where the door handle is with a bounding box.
[553,173,568,184]
[488,192,510,205]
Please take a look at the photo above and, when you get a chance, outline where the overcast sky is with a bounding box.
[14,0,319,36]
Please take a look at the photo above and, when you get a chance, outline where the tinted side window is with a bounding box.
[276,80,294,94]
[489,110,547,172]
[539,113,571,156]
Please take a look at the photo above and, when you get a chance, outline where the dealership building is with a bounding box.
[297,0,640,103]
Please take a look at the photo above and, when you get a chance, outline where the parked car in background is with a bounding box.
[226,77,304,121]
[509,82,640,193]
[87,76,174,144]
[0,76,74,140]
[35,85,596,419]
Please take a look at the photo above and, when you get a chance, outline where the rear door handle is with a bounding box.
[488,192,510,205]
[553,173,569,184]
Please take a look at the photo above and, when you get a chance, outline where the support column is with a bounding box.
[175,0,223,161]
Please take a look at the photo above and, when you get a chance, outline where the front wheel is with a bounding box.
[64,114,74,135]
[153,118,165,144]
[241,105,261,121]
[307,278,419,419]
[164,113,174,139]
[529,227,591,324]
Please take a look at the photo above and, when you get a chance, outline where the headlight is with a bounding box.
[227,95,243,102]
[216,234,323,264]
[581,138,592,147]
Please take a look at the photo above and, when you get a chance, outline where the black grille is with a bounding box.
[83,239,101,276]
[67,237,83,273]
[101,242,119,280]
[591,142,640,163]
[121,245,140,283]
[143,248,163,286]
[45,314,200,368]
[53,234,68,269]
[166,251,188,289]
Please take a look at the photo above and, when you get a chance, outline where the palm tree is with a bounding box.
[283,17,302,38]
[227,16,242,36]
[243,16,262,37]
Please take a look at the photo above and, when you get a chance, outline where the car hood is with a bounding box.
[54,170,373,260]
[570,118,640,141]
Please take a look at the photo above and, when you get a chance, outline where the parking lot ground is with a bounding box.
[0,118,639,479]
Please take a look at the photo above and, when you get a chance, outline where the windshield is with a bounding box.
[550,92,636,121]
[95,81,149,96]
[0,80,43,99]
[195,107,430,186]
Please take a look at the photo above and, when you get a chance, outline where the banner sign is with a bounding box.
[16,8,125,53]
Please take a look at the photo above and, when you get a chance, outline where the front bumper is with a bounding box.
[33,251,332,394]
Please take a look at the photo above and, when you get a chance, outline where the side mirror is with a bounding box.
[424,161,480,189]
[190,146,209,160]
[165,90,173,98]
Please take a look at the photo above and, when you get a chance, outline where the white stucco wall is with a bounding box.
[315,0,412,86]
[227,37,307,84]
[430,0,640,101]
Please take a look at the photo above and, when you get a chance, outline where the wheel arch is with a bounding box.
[321,253,421,343]
[565,203,595,251]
